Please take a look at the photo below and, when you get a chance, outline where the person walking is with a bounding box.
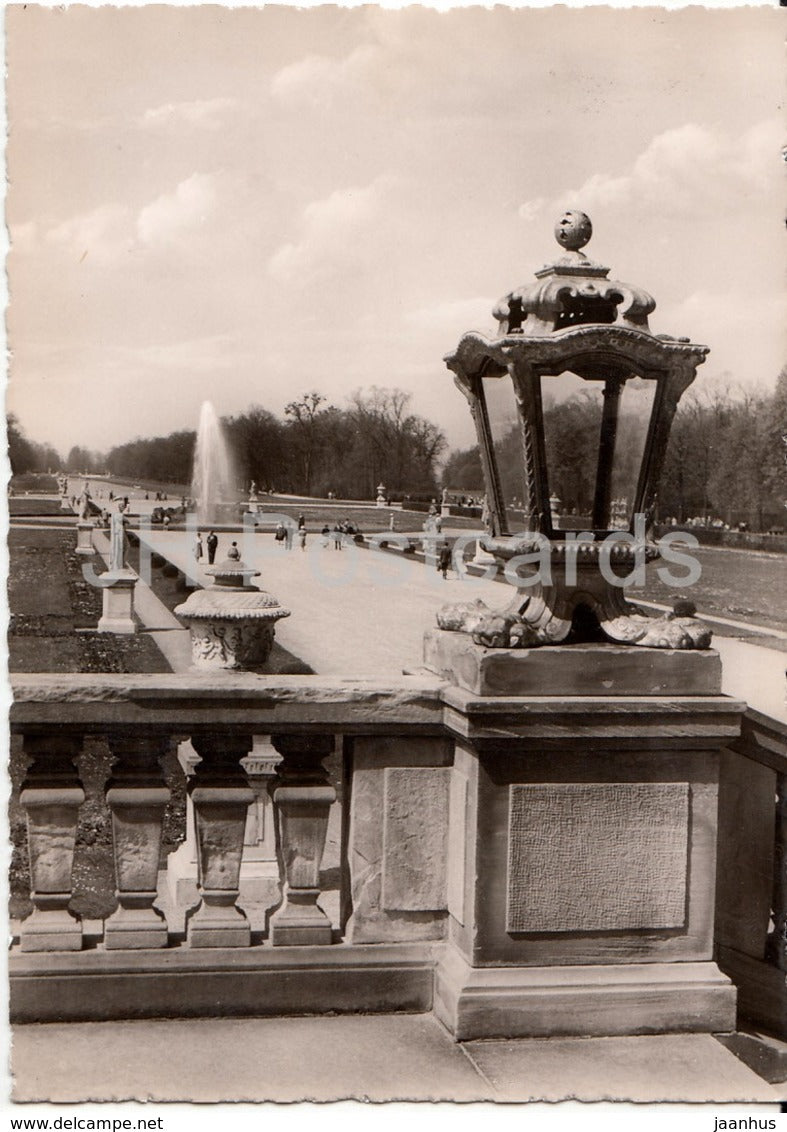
[275,522,286,547]
[195,533,203,561]
[298,526,307,551]
[321,524,331,548]
[438,542,452,580]
[297,513,306,530]
[333,524,343,550]
[206,530,218,564]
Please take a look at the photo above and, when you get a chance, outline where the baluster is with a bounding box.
[270,734,336,946]
[767,772,787,970]
[187,732,254,947]
[104,734,171,949]
[19,732,84,951]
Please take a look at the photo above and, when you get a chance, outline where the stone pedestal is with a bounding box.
[472,535,497,566]
[167,737,282,915]
[440,504,451,518]
[424,632,742,1040]
[75,521,95,556]
[97,569,137,635]
[60,494,72,511]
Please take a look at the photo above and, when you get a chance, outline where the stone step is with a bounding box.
[716,1027,787,1085]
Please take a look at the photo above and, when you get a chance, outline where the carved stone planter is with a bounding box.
[174,557,290,671]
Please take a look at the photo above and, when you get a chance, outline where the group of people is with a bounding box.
[319,519,361,549]
[270,515,363,551]
[274,522,306,550]
[194,530,219,563]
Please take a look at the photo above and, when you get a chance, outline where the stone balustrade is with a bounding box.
[10,673,443,955]
[9,662,782,1042]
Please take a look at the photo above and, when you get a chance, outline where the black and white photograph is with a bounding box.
[3,0,786,1117]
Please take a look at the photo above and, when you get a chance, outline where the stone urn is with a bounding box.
[174,556,290,670]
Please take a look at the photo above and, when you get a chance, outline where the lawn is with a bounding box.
[8,497,65,517]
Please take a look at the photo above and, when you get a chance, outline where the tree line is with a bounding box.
[8,388,447,502]
[442,371,787,532]
[9,372,785,529]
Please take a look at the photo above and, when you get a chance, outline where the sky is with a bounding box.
[5,4,785,460]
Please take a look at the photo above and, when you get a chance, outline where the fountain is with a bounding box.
[191,401,237,525]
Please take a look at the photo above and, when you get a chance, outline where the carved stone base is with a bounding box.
[270,894,333,946]
[20,906,83,953]
[434,946,736,1041]
[104,904,168,950]
[423,630,721,697]
[186,897,251,948]
[98,571,137,635]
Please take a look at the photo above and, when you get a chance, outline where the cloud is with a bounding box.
[518,118,783,222]
[138,98,237,129]
[267,177,392,284]
[136,173,216,246]
[270,45,382,108]
[45,202,133,263]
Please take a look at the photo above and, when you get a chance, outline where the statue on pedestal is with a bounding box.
[481,494,493,535]
[77,482,92,521]
[109,510,126,572]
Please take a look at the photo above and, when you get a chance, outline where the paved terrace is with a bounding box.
[11,1016,784,1102]
[138,526,787,721]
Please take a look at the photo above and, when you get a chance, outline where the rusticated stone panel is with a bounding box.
[346,735,452,943]
[381,767,449,911]
[506,782,689,933]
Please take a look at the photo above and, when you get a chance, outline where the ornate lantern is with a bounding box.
[440,211,711,649]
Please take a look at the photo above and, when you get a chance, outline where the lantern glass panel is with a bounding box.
[609,378,657,527]
[480,374,528,533]
[542,373,604,530]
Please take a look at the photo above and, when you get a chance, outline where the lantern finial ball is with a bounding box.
[555,210,592,252]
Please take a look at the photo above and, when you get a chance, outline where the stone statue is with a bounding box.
[441,487,449,505]
[78,482,92,521]
[481,494,493,535]
[249,481,257,497]
[109,510,126,571]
